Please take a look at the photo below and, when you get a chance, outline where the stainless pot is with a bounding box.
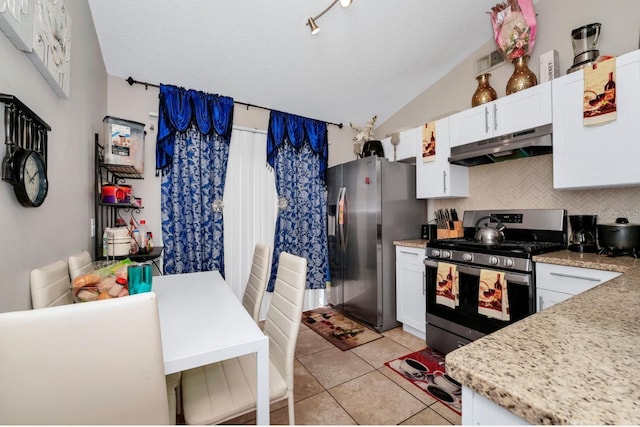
[597,217,640,251]
[474,215,506,244]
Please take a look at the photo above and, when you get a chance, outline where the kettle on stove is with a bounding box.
[474,215,506,244]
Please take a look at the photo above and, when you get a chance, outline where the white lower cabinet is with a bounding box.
[462,386,530,425]
[395,246,426,339]
[535,263,621,312]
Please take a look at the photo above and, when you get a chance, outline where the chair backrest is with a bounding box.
[241,243,272,322]
[30,260,74,309]
[0,293,170,425]
[262,252,307,391]
[67,250,94,280]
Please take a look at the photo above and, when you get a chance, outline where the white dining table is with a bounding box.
[151,270,270,425]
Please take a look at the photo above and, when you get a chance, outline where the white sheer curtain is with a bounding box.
[223,126,325,319]
[224,127,277,300]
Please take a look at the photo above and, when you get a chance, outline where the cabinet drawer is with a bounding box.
[536,263,620,295]
[396,246,425,265]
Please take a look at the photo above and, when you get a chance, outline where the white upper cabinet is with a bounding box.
[449,82,552,148]
[381,130,416,162]
[552,49,640,190]
[381,136,394,162]
[416,117,469,199]
[396,127,419,161]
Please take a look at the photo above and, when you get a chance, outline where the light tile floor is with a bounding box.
[222,322,462,425]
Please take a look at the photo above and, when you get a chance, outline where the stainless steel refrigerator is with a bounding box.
[327,156,427,332]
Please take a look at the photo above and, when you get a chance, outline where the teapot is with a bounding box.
[474,215,506,244]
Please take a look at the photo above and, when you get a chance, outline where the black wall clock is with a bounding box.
[12,148,48,207]
[1,94,51,208]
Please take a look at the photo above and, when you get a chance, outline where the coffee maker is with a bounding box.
[567,23,602,74]
[568,215,598,252]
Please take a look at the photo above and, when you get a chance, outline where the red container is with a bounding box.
[101,184,119,203]
[118,184,132,203]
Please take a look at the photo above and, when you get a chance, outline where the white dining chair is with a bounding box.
[30,259,74,309]
[181,251,307,425]
[67,250,94,280]
[242,243,272,323]
[0,293,170,424]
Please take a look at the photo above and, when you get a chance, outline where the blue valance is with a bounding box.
[266,110,328,181]
[156,84,234,173]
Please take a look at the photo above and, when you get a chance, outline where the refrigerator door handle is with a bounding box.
[337,187,348,251]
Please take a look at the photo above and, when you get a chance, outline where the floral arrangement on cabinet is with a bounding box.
[489,0,536,60]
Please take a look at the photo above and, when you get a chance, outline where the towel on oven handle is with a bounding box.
[436,262,459,309]
[478,269,510,321]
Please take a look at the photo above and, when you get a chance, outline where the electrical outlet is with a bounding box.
[91,218,95,237]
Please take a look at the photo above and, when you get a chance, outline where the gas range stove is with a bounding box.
[426,209,567,272]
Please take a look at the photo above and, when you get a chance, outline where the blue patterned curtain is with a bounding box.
[156,84,234,275]
[266,111,329,291]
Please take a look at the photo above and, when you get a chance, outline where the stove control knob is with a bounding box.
[462,253,473,262]
[441,250,452,259]
[488,256,499,265]
[431,249,440,258]
[504,258,514,268]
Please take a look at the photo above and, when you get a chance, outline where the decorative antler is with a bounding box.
[350,115,377,143]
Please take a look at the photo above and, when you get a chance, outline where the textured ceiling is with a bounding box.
[88,0,497,127]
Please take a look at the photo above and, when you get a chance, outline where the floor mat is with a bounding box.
[301,306,382,351]
[385,347,462,415]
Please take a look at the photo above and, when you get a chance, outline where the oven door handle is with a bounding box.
[424,259,531,287]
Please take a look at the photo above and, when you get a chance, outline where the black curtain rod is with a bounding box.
[126,76,343,129]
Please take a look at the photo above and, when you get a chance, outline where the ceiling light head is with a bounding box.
[339,0,352,7]
[307,17,320,35]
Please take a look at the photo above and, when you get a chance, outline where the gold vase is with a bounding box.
[471,73,498,107]
[506,55,537,95]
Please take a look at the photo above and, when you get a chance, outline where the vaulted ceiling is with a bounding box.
[88,0,497,127]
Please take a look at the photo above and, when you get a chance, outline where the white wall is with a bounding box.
[0,0,108,312]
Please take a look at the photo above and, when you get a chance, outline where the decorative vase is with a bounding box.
[506,55,537,95]
[471,73,498,107]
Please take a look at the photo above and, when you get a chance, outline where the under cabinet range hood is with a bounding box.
[448,124,553,166]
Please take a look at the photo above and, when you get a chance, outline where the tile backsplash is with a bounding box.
[433,154,640,224]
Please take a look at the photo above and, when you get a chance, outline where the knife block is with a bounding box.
[436,221,464,239]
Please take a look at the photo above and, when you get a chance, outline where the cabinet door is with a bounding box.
[553,50,640,189]
[449,105,492,148]
[537,288,573,312]
[462,386,530,425]
[449,82,552,148]
[416,117,469,199]
[493,82,552,138]
[396,246,426,337]
[396,127,420,161]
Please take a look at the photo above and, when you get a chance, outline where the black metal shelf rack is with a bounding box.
[94,133,162,268]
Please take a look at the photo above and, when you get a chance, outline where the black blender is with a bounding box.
[568,215,598,252]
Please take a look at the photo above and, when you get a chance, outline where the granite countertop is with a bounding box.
[393,239,428,249]
[445,250,640,425]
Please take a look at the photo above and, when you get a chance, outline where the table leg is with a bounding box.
[255,337,270,425]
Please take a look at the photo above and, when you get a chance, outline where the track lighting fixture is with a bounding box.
[306,0,352,35]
